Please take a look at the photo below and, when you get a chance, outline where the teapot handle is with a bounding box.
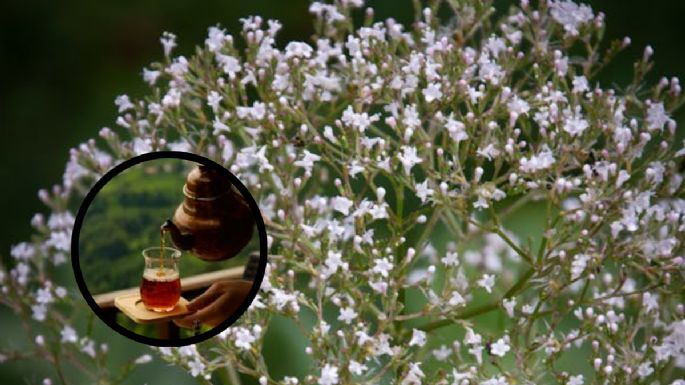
[161,219,194,251]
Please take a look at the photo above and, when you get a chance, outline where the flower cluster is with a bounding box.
[2,0,685,384]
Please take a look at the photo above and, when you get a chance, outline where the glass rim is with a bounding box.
[142,246,181,259]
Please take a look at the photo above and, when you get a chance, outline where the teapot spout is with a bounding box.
[161,219,194,251]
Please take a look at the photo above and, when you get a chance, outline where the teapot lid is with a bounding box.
[183,165,232,200]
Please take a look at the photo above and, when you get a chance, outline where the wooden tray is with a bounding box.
[114,293,191,324]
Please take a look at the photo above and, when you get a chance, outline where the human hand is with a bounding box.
[174,279,252,328]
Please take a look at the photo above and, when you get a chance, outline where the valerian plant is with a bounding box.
[1,0,685,384]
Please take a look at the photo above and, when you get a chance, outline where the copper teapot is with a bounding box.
[161,165,254,261]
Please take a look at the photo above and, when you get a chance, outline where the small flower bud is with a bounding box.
[474,167,484,183]
[376,187,386,202]
[644,45,654,60]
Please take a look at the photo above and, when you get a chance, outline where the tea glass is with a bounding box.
[140,247,181,312]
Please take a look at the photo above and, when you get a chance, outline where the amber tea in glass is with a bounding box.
[140,246,181,312]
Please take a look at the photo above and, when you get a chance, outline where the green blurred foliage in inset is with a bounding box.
[1,0,684,383]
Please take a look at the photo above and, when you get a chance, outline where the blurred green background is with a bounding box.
[1,0,684,384]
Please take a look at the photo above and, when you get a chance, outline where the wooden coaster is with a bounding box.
[114,293,191,324]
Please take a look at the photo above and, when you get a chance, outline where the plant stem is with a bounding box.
[417,267,535,332]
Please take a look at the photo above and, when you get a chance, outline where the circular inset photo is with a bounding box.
[71,151,266,346]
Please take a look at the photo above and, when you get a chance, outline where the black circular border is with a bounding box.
[71,151,267,347]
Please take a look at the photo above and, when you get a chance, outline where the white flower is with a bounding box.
[490,337,510,357]
[11,262,30,286]
[207,91,223,113]
[445,115,468,143]
[132,138,152,155]
[519,145,555,173]
[158,347,173,356]
[642,292,659,313]
[571,254,590,280]
[485,36,507,57]
[234,327,256,350]
[432,345,451,361]
[322,250,347,278]
[294,150,322,174]
[235,145,273,172]
[507,96,530,116]
[114,95,134,113]
[348,360,367,376]
[401,362,424,385]
[79,338,97,358]
[319,364,339,385]
[32,304,47,321]
[270,288,299,312]
[285,41,313,59]
[134,354,152,364]
[11,243,35,261]
[162,88,182,108]
[309,3,345,23]
[448,291,465,307]
[452,369,474,382]
[398,146,422,175]
[213,118,230,135]
[143,68,160,85]
[478,274,496,293]
[402,104,421,129]
[415,180,434,203]
[160,31,177,57]
[409,329,427,347]
[331,196,354,215]
[35,287,53,304]
[338,307,358,324]
[372,257,393,277]
[216,54,241,78]
[567,374,584,385]
[572,75,589,93]
[478,57,504,85]
[61,325,78,343]
[550,0,595,36]
[477,143,500,160]
[188,358,206,377]
[341,106,379,133]
[441,251,459,266]
[481,376,509,385]
[563,110,589,137]
[637,362,654,378]
[205,26,227,52]
[423,83,443,102]
[502,298,516,317]
[370,280,388,294]
[646,102,670,131]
